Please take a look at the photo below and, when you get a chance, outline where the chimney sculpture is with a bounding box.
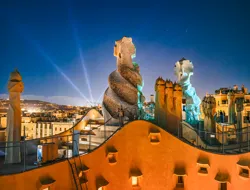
[150,94,155,103]
[155,78,182,134]
[5,69,24,164]
[102,37,145,126]
[202,96,216,132]
[155,77,166,128]
[174,58,201,125]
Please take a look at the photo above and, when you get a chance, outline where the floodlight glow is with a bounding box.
[14,24,92,106]
[52,63,91,104]
[32,41,92,105]
[27,109,34,113]
[79,48,94,103]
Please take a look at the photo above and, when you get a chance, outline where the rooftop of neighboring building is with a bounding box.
[215,85,249,95]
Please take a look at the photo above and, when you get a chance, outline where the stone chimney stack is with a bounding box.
[202,96,216,132]
[227,91,235,124]
[5,69,24,164]
[235,98,244,142]
[150,94,155,103]
[155,77,166,128]
[233,85,238,91]
[154,77,183,134]
[165,79,174,112]
[173,83,182,121]
[242,85,248,94]
[236,98,244,128]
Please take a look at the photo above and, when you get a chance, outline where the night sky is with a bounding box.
[1,1,250,106]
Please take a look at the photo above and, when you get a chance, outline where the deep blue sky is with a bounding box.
[1,0,250,105]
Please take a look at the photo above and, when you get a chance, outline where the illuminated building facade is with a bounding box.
[211,85,250,127]
[1,120,250,190]
[200,86,250,128]
[199,85,250,145]
[33,122,74,138]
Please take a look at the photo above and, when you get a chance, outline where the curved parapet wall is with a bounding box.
[45,108,103,138]
[14,108,103,156]
[103,37,145,126]
[1,120,250,190]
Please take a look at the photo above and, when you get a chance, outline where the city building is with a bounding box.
[0,115,75,140]
[199,85,250,145]
[33,122,74,139]
[212,85,250,126]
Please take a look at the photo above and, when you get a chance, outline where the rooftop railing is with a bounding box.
[1,111,249,175]
[0,115,117,175]
[180,120,250,154]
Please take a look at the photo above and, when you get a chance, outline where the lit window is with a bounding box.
[198,167,208,174]
[98,187,103,190]
[237,160,250,179]
[222,100,227,104]
[132,176,138,186]
[150,135,159,143]
[43,188,49,190]
[148,131,161,144]
[240,168,249,178]
[197,158,210,176]
[220,183,227,190]
[178,176,183,184]
[176,176,184,188]
[107,153,117,164]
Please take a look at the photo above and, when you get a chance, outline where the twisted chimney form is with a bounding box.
[102,37,145,125]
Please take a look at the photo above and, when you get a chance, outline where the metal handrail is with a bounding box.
[181,120,250,134]
[0,133,79,144]
[87,117,112,130]
[1,116,250,176]
[72,139,88,190]
[180,120,250,151]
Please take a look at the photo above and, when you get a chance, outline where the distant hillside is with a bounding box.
[21,99,57,105]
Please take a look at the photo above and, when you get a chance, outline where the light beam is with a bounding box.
[96,87,108,103]
[33,42,92,104]
[79,48,94,103]
[67,6,94,103]
[13,23,92,105]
